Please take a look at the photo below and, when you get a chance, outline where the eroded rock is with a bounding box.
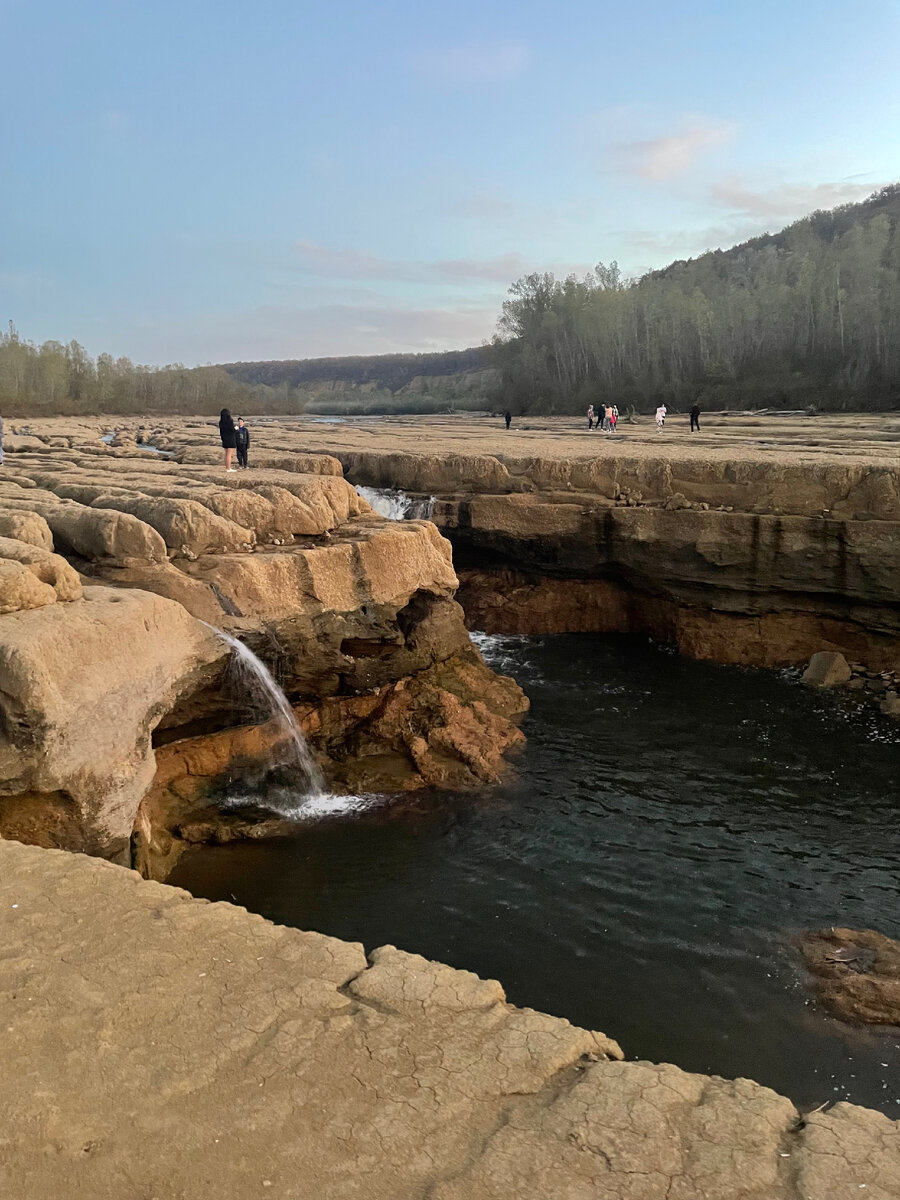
[801,650,853,687]
[0,588,225,859]
[800,927,900,1025]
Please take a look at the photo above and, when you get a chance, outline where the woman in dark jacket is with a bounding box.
[219,408,237,471]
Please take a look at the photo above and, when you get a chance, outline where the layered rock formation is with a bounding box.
[248,417,899,672]
[0,432,526,870]
[2,838,898,1200]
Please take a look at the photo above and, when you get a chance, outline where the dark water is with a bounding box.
[171,634,900,1114]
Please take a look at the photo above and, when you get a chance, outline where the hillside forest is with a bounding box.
[495,185,900,413]
[2,186,900,416]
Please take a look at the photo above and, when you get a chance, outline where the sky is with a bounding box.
[2,0,899,365]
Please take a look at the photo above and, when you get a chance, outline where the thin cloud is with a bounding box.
[122,301,500,364]
[409,41,530,83]
[449,192,518,220]
[625,222,770,260]
[292,241,530,285]
[616,123,734,180]
[711,175,882,219]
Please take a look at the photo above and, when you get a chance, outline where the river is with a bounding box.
[170,633,900,1114]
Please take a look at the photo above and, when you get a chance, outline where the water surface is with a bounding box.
[171,634,900,1113]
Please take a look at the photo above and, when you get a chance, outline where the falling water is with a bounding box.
[204,624,326,799]
[355,485,435,521]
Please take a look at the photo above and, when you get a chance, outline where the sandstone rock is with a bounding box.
[880,691,900,717]
[42,501,168,564]
[0,510,54,549]
[799,927,900,1024]
[89,494,255,556]
[0,537,82,602]
[0,559,58,613]
[0,588,225,858]
[2,432,45,451]
[801,650,853,687]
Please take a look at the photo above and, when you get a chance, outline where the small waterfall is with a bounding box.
[355,485,435,521]
[204,624,326,799]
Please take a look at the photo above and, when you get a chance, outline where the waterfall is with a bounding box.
[204,624,326,799]
[355,485,435,521]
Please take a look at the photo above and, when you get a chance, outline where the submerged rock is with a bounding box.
[799,927,900,1025]
[801,650,852,687]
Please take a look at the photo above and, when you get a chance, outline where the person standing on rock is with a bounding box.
[690,403,701,432]
[219,408,238,471]
[235,418,250,469]
[504,410,512,430]
[655,404,667,431]
[587,404,595,430]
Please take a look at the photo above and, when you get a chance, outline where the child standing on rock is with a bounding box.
[235,417,250,469]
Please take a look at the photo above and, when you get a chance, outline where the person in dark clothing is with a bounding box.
[235,417,250,468]
[219,408,237,470]
[504,410,512,429]
[690,404,701,432]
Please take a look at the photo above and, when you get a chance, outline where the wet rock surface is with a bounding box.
[0,839,898,1200]
[800,928,900,1026]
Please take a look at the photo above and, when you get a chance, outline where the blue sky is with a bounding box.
[2,0,898,364]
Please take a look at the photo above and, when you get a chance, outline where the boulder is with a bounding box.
[0,560,58,614]
[800,927,900,1025]
[0,587,225,859]
[0,511,54,549]
[880,691,900,718]
[801,650,852,687]
[0,537,82,602]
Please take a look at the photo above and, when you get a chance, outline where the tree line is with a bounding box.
[493,185,900,413]
[0,325,287,417]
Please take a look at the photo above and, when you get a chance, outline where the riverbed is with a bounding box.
[171,633,900,1114]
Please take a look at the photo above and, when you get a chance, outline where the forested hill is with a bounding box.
[222,347,488,390]
[495,184,900,413]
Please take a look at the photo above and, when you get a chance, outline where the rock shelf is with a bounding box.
[1,838,898,1200]
[0,425,527,869]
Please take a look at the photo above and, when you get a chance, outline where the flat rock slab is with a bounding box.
[1,840,898,1199]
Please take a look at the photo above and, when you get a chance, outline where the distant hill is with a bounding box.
[222,347,488,390]
[218,348,498,417]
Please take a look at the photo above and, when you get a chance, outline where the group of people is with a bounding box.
[218,408,250,471]
[587,404,618,432]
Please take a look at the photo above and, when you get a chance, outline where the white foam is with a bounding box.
[288,792,389,820]
[355,485,435,521]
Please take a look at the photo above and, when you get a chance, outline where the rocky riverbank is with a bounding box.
[2,837,898,1200]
